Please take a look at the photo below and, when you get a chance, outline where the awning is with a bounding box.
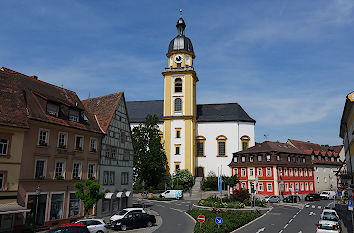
[116,192,124,198]
[105,193,115,199]
[0,203,30,215]
[125,191,132,197]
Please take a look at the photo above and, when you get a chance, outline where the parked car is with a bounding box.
[283,195,301,203]
[320,191,336,200]
[110,208,146,224]
[305,193,321,201]
[316,220,341,233]
[75,219,108,233]
[110,212,156,231]
[264,196,280,203]
[321,214,340,225]
[47,223,90,233]
[160,190,183,199]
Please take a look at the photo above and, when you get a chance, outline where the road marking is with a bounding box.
[256,227,265,233]
[298,231,302,233]
[175,203,181,205]
[279,230,283,233]
[305,204,309,208]
[288,219,293,223]
[318,206,321,209]
[284,223,288,229]
[170,207,184,212]
[309,212,316,216]
[156,204,164,207]
[312,205,315,208]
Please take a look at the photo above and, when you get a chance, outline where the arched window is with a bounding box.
[196,136,206,157]
[174,98,182,112]
[240,135,250,151]
[216,135,227,157]
[174,78,182,93]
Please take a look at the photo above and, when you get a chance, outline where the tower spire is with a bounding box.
[176,9,186,36]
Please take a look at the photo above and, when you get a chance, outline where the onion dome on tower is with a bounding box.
[168,10,194,57]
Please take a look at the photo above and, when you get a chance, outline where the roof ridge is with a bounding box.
[1,67,76,94]
[83,92,124,101]
[197,102,239,106]
[127,100,163,103]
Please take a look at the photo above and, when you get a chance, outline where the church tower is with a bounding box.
[162,11,198,175]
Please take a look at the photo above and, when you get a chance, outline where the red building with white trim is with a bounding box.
[229,141,315,197]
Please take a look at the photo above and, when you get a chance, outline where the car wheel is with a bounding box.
[147,221,153,227]
[97,231,104,233]
[121,225,127,231]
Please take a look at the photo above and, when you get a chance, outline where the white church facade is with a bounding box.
[127,14,255,177]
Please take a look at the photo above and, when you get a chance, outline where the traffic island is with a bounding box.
[186,209,262,233]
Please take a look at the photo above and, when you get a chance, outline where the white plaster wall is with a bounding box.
[170,119,185,173]
[196,121,255,176]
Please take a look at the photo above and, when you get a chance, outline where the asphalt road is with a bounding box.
[235,199,333,233]
[142,198,196,233]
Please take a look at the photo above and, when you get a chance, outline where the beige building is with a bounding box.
[0,67,103,230]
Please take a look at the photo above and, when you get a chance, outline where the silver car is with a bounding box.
[75,219,109,233]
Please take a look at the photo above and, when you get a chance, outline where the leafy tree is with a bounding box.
[74,180,105,216]
[223,174,240,188]
[132,114,168,188]
[171,169,193,191]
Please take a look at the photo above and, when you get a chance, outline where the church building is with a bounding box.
[127,13,256,177]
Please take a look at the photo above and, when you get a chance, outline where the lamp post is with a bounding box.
[34,185,41,228]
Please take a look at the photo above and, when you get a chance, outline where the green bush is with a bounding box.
[170,169,193,191]
[201,172,218,191]
[187,209,262,233]
[198,196,245,209]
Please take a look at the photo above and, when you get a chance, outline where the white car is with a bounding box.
[160,190,183,199]
[75,218,108,233]
[321,209,339,219]
[320,191,336,200]
[110,208,145,223]
[316,220,341,233]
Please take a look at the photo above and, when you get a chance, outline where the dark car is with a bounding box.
[305,193,321,201]
[283,195,301,203]
[110,212,156,231]
[46,223,90,233]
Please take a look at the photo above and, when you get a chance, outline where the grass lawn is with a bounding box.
[187,209,262,233]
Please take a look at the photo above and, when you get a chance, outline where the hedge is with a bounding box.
[187,209,262,233]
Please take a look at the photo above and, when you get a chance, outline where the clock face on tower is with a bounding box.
[174,54,183,63]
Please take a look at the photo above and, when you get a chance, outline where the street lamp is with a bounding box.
[34,185,41,227]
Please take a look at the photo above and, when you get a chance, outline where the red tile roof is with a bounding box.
[82,92,124,132]
[287,139,342,158]
[0,67,101,133]
[237,141,307,155]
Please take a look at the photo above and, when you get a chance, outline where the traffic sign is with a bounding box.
[215,217,223,225]
[197,215,205,223]
[295,188,299,193]
[348,200,353,211]
[338,191,342,197]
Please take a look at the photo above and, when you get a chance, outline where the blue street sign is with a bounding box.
[295,188,299,193]
[338,191,342,197]
[348,200,353,211]
[215,217,223,225]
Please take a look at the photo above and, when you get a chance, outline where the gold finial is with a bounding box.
[180,9,182,17]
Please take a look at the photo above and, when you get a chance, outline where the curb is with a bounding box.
[184,212,197,224]
[230,206,273,233]
[192,204,272,211]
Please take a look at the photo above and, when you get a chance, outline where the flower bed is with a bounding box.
[198,196,266,209]
[187,209,262,233]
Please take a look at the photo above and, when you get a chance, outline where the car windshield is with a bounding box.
[117,210,128,216]
[322,215,338,221]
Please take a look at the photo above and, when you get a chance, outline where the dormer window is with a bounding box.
[266,155,271,162]
[318,155,321,160]
[276,155,280,161]
[47,103,59,117]
[287,156,291,162]
[325,156,328,161]
[241,156,246,162]
[257,155,262,162]
[311,155,315,160]
[249,156,254,162]
[69,110,79,122]
[331,157,334,162]
[303,158,306,163]
[336,158,340,162]
[233,156,238,163]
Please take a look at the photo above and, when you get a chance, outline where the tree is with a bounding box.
[74,180,105,216]
[222,174,240,188]
[171,169,193,191]
[132,114,168,188]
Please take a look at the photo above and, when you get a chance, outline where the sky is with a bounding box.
[1,0,353,145]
